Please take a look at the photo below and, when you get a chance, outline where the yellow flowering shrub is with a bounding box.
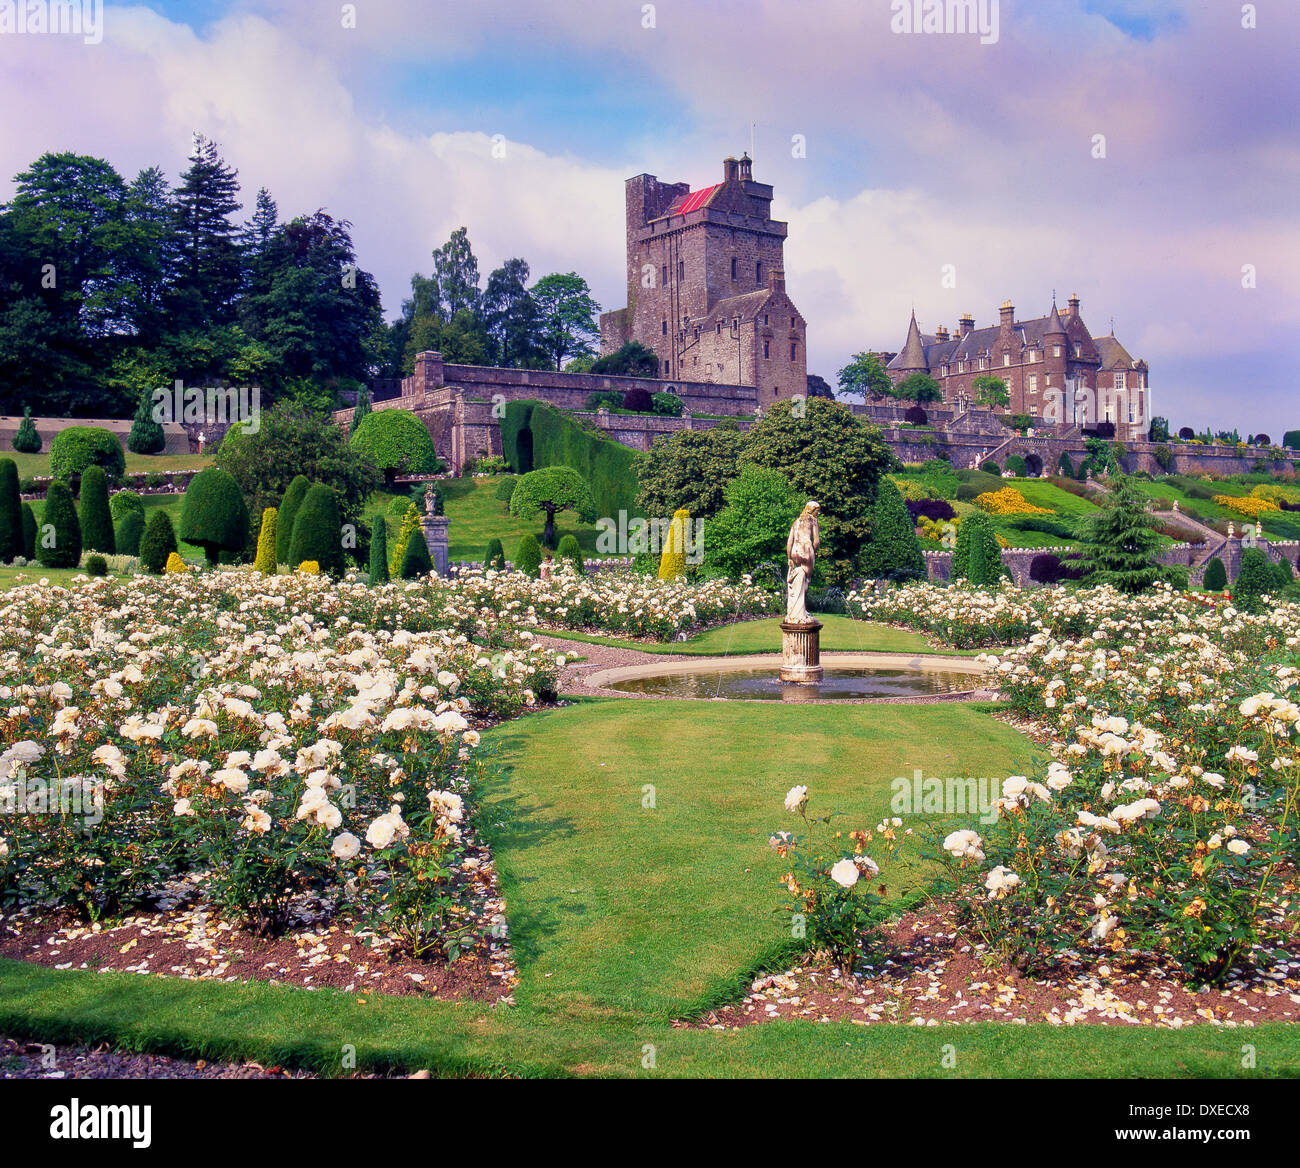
[297,560,321,575]
[164,552,189,574]
[1214,494,1278,519]
[658,508,690,580]
[1250,483,1300,506]
[974,487,1054,516]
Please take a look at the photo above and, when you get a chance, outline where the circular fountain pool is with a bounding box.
[583,653,989,703]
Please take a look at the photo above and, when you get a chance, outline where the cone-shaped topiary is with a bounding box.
[139,510,178,574]
[11,406,41,454]
[857,477,925,583]
[368,515,389,585]
[127,388,165,454]
[37,480,81,568]
[1233,548,1275,614]
[658,508,690,579]
[0,458,22,561]
[389,501,422,577]
[20,502,37,560]
[254,507,278,574]
[399,526,433,578]
[1202,556,1228,592]
[484,537,505,569]
[275,475,311,565]
[115,509,145,558]
[288,483,345,576]
[953,510,1004,586]
[78,465,116,554]
[179,467,249,565]
[109,490,144,524]
[516,533,542,578]
[556,533,584,574]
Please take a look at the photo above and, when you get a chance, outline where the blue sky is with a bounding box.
[1,0,1296,433]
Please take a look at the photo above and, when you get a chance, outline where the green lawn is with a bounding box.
[8,450,211,479]
[4,697,1294,1076]
[1004,478,1100,517]
[539,614,984,657]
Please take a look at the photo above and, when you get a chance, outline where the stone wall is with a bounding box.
[0,414,190,456]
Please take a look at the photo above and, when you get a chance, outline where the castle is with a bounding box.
[599,154,807,408]
[884,296,1151,440]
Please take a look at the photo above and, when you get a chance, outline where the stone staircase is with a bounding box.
[1153,509,1227,585]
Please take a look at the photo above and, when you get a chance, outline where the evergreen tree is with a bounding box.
[37,480,81,568]
[484,536,505,569]
[658,509,690,580]
[399,525,433,578]
[1271,558,1295,590]
[78,465,116,554]
[0,458,22,561]
[351,386,372,430]
[556,533,584,574]
[11,406,40,453]
[288,483,345,575]
[20,502,37,560]
[857,477,925,582]
[139,510,177,574]
[240,186,279,295]
[126,387,166,454]
[1233,549,1275,614]
[1075,475,1169,593]
[1202,556,1228,592]
[179,466,249,565]
[254,506,278,573]
[368,515,389,585]
[115,508,145,557]
[170,135,242,329]
[515,533,542,578]
[953,511,1004,586]
[275,475,310,565]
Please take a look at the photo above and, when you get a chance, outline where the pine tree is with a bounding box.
[275,475,310,565]
[21,502,37,560]
[857,478,925,582]
[1202,556,1228,592]
[0,458,22,561]
[37,480,81,568]
[126,387,166,454]
[254,507,278,573]
[170,134,242,328]
[139,510,177,574]
[368,516,390,585]
[351,386,372,431]
[1233,548,1275,614]
[399,526,433,578]
[11,407,41,454]
[288,483,345,575]
[78,465,116,554]
[1075,475,1170,593]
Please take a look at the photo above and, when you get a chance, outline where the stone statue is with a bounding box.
[785,501,821,625]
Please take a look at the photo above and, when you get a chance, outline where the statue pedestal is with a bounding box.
[779,619,823,684]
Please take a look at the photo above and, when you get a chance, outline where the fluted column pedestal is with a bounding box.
[779,619,823,684]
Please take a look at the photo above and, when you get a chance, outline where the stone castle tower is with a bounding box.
[599,154,807,408]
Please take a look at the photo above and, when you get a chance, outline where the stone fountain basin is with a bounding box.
[583,652,991,703]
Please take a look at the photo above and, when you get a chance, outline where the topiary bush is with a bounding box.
[11,406,41,454]
[180,467,249,565]
[348,409,440,485]
[78,466,116,554]
[1202,556,1228,591]
[48,426,125,480]
[37,480,81,568]
[126,389,165,455]
[556,533,584,574]
[1270,558,1293,591]
[368,515,389,585]
[139,510,177,574]
[84,553,108,577]
[857,478,925,582]
[0,458,22,561]
[254,507,278,574]
[952,510,1004,586]
[109,490,144,524]
[515,533,542,578]
[622,386,654,413]
[399,526,433,579]
[484,537,506,569]
[275,475,311,566]
[388,501,422,577]
[1005,454,1028,478]
[1233,548,1275,613]
[1058,452,1075,478]
[657,509,690,580]
[20,502,37,560]
[288,483,345,576]
[980,460,1001,476]
[115,508,145,558]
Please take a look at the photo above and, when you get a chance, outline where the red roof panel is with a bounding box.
[667,183,722,216]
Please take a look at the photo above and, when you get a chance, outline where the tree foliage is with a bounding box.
[38,480,81,568]
[288,483,345,576]
[78,465,116,554]
[857,477,925,582]
[348,408,440,483]
[138,510,177,573]
[1075,475,1170,593]
[510,465,597,548]
[179,466,249,565]
[705,465,802,580]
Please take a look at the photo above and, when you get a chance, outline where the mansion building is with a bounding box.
[599,154,807,408]
[884,296,1151,438]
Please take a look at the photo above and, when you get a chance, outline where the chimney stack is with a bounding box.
[768,268,785,293]
[1067,293,1080,318]
[738,152,753,182]
[723,156,739,182]
[959,313,975,337]
[999,300,1015,329]
[936,325,950,341]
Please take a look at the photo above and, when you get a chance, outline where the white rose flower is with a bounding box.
[331,832,361,861]
[829,859,859,888]
[784,785,808,813]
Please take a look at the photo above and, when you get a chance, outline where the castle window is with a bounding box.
[731,257,737,280]
[662,320,668,336]
[790,342,798,361]
[1053,345,1061,357]
[677,260,684,281]
[1029,375,1038,393]
[661,266,667,287]
[763,314,769,326]
[1114,373,1125,390]
[790,316,796,328]
[1074,345,1082,358]
[1030,404,1039,416]
[716,322,721,335]
[764,340,770,359]
[756,261,762,283]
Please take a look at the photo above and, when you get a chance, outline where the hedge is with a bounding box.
[139,511,178,574]
[276,476,311,565]
[49,426,125,480]
[37,480,81,568]
[502,399,638,519]
[288,483,345,576]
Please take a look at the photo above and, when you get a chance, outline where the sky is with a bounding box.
[0,0,1296,433]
